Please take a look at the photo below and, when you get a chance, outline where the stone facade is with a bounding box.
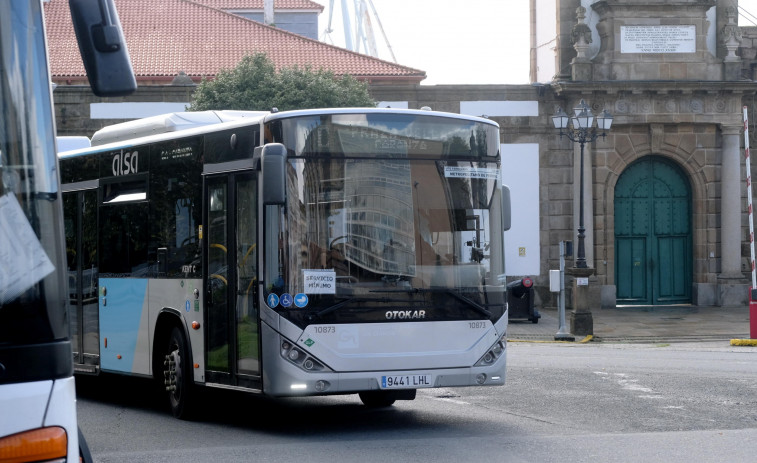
[54,86,196,137]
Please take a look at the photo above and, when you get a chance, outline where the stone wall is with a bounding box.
[54,86,196,137]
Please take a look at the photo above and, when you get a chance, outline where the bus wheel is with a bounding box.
[164,326,194,419]
[359,391,397,408]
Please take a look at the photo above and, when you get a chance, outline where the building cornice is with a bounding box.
[551,80,757,96]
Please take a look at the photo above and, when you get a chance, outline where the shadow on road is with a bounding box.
[74,373,448,436]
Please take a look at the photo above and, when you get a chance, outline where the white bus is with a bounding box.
[0,0,134,461]
[59,107,511,419]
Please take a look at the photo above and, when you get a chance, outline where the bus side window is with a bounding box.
[148,140,203,277]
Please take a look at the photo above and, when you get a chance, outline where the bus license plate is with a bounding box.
[380,374,432,389]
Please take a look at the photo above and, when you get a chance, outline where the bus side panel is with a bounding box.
[147,278,205,382]
[0,378,79,461]
[0,381,50,435]
[99,278,150,374]
[43,377,80,460]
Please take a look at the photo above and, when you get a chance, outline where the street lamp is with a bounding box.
[552,99,613,269]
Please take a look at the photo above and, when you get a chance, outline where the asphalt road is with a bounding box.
[75,341,757,462]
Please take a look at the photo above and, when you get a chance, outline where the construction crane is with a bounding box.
[322,0,397,62]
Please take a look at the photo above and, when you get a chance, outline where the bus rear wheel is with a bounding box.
[163,326,195,419]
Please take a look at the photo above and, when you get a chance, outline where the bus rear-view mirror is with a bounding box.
[262,143,287,205]
[69,0,137,96]
[501,186,511,231]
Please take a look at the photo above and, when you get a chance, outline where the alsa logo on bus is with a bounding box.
[112,150,139,176]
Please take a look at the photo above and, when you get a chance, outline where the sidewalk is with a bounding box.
[507,305,754,343]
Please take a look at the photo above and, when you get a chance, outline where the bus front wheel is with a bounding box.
[164,326,195,419]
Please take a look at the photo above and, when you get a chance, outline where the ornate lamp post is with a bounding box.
[552,100,613,269]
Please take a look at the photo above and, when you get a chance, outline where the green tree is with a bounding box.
[188,53,375,111]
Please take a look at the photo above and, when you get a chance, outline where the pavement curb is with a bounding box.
[507,334,594,344]
[730,339,757,346]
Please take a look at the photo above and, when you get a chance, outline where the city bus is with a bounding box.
[59,107,511,418]
[0,0,135,461]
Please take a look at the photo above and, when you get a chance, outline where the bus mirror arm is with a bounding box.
[252,146,264,170]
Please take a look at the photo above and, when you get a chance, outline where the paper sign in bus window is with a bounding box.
[444,166,499,179]
[0,193,55,304]
[303,269,336,294]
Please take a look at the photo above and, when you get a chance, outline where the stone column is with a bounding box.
[721,126,742,278]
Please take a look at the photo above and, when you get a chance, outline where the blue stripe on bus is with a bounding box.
[99,278,148,373]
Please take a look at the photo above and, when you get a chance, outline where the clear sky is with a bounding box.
[312,0,531,85]
[739,0,757,26]
[313,1,757,86]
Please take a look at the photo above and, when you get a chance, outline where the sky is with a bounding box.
[312,0,531,85]
[313,0,757,86]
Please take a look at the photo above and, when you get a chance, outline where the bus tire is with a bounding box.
[164,326,195,419]
[78,426,93,463]
[359,391,397,408]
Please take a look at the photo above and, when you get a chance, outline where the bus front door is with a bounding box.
[204,173,261,389]
[63,189,100,373]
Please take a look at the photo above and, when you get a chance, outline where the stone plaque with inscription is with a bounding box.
[620,25,696,54]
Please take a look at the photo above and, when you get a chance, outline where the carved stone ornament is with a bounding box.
[721,6,742,62]
[572,6,593,60]
[572,6,593,44]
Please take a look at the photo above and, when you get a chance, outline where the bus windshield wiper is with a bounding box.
[369,287,426,293]
[314,297,356,318]
[447,291,491,319]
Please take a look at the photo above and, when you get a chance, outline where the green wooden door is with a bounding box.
[615,157,692,304]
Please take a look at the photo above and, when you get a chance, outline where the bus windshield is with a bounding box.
[264,113,506,328]
[0,0,69,353]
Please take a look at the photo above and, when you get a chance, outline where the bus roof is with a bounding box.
[262,106,498,126]
[70,108,498,156]
[90,110,268,146]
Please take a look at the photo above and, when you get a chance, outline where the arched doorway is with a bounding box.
[615,157,692,305]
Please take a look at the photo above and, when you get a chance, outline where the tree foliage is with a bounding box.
[188,53,375,112]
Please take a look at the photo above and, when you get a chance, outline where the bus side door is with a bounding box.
[63,189,100,372]
[204,173,261,388]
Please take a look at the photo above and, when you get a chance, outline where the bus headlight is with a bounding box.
[280,339,330,373]
[475,334,507,366]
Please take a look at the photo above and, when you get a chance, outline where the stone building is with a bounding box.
[47,0,757,324]
[526,0,757,318]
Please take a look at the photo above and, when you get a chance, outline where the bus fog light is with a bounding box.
[476,373,487,385]
[315,380,330,392]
